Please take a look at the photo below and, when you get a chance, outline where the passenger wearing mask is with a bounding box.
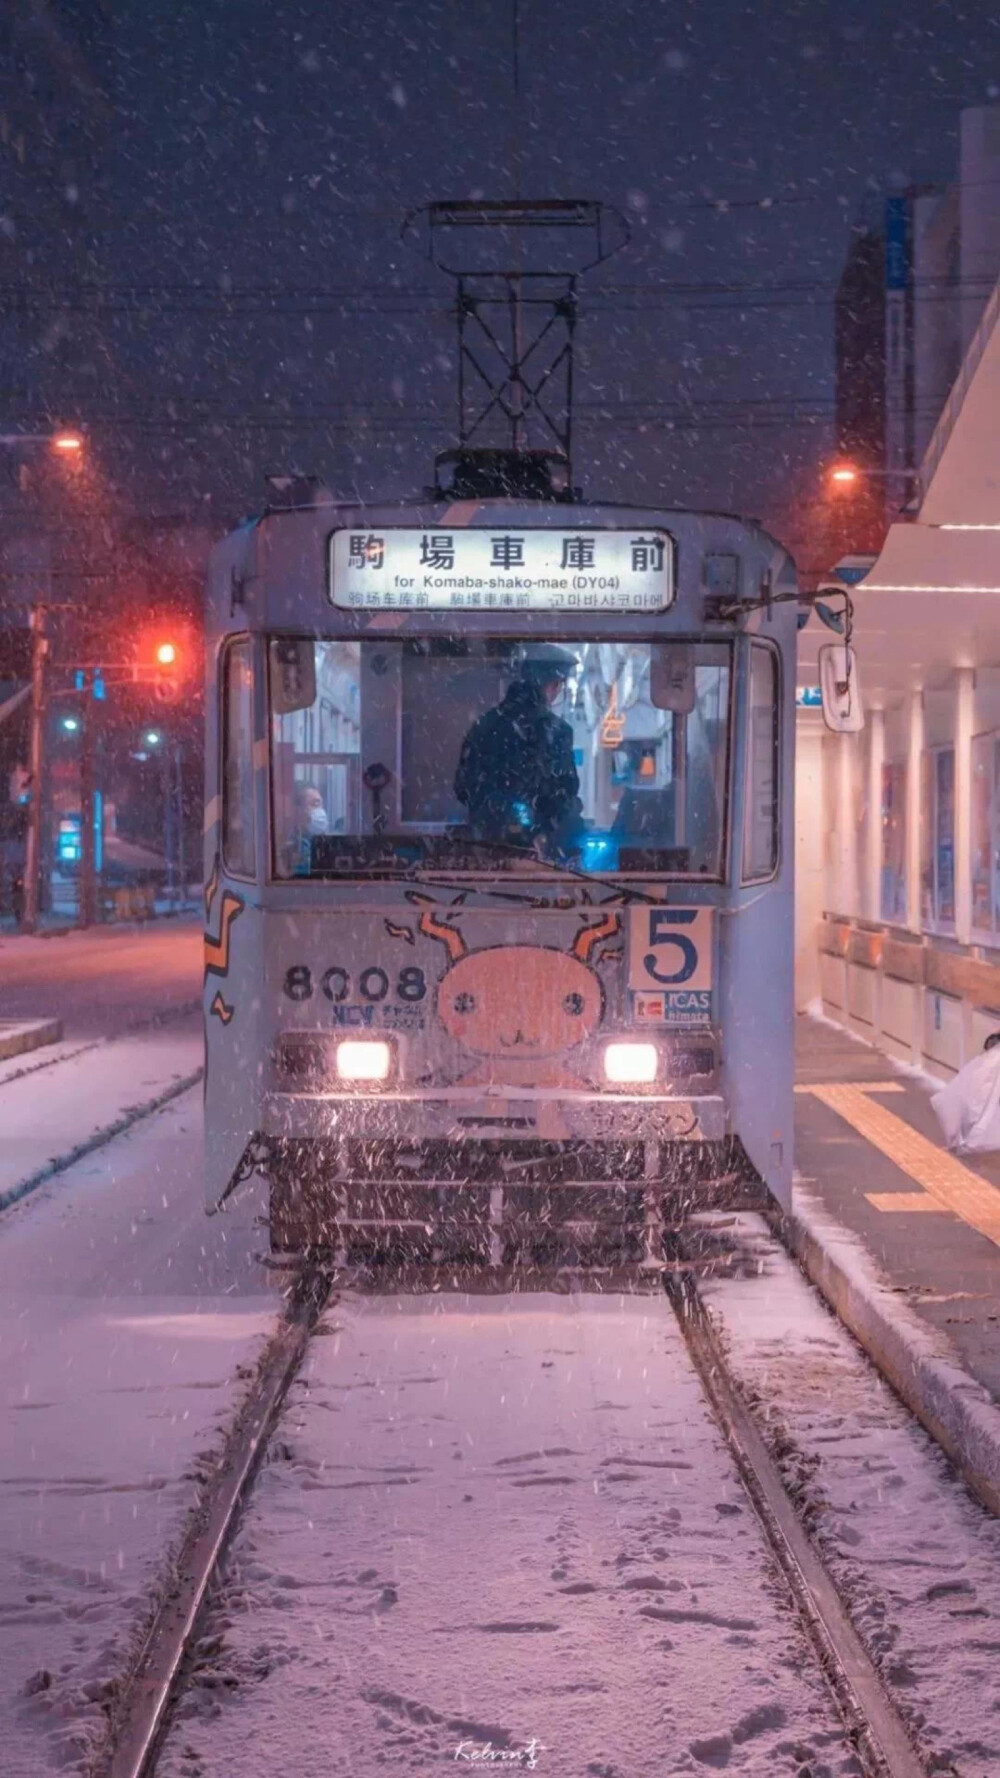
[454,646,582,854]
[286,781,329,874]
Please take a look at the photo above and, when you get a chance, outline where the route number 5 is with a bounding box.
[627,906,713,992]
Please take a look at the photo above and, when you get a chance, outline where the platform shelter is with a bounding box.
[796,277,1000,1078]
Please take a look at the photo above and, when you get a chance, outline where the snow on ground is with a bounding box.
[0,920,201,1040]
[700,1213,1000,1777]
[157,1288,857,1778]
[0,1086,278,1777]
[0,1014,203,1207]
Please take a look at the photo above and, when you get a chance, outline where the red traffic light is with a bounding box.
[152,639,182,701]
[132,625,195,704]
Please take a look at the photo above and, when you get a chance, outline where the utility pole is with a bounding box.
[78,690,97,927]
[21,604,48,934]
[162,735,175,910]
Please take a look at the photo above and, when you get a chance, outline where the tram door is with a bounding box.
[720,639,794,1204]
[204,635,262,1205]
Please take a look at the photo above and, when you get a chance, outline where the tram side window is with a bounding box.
[742,643,779,882]
[270,639,362,877]
[222,638,256,878]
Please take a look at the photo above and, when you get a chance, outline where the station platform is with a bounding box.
[796,1012,1000,1408]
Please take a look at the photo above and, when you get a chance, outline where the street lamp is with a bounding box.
[826,459,919,492]
[0,430,84,452]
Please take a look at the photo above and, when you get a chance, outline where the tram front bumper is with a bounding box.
[262,1087,727,1147]
[262,1090,749,1259]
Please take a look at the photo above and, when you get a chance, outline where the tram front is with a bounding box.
[203,475,797,1264]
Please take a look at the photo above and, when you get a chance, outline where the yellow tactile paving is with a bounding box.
[795,1080,904,1094]
[864,1192,946,1214]
[801,1081,1000,1248]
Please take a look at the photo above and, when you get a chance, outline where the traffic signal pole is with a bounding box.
[21,604,48,934]
[174,741,186,909]
[162,738,175,909]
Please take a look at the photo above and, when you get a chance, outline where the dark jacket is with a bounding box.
[454,679,580,840]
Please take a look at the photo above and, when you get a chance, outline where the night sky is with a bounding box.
[4,0,999,539]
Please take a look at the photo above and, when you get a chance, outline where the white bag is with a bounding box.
[931,1045,1000,1153]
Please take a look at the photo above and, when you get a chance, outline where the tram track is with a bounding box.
[663,1261,927,1778]
[91,1245,933,1778]
[90,1264,332,1778]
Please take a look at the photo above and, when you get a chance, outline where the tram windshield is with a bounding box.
[269,637,731,878]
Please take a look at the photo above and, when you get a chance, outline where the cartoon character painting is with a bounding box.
[410,897,621,1088]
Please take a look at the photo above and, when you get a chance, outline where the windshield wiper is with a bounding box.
[405,837,661,905]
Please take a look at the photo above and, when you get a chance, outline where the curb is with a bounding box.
[0,999,201,1091]
[779,1183,1000,1519]
[0,1067,204,1216]
[0,1017,63,1062]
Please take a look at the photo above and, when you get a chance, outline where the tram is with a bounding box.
[202,449,798,1263]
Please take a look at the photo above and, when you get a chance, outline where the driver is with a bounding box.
[454,645,582,851]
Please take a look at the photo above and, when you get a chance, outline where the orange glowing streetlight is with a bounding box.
[828,463,860,489]
[0,429,84,451]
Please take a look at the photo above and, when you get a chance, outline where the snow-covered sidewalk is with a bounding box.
[0,1087,277,1778]
[701,1212,1000,1775]
[0,1015,203,1210]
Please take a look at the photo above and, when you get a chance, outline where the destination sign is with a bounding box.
[329,527,674,613]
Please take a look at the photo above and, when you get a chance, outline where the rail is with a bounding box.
[666,1256,926,1778]
[91,1266,332,1778]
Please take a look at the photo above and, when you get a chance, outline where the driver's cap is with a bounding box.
[517,643,578,680]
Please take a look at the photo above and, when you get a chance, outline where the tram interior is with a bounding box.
[270,638,730,877]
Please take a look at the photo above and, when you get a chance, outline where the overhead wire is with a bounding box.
[0,272,994,306]
[1,246,984,447]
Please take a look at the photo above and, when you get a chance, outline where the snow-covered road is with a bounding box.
[156,1288,852,1778]
[5,1032,1000,1778]
[0,1083,278,1778]
[0,922,201,1040]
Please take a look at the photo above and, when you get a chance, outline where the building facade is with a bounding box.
[833,104,1000,537]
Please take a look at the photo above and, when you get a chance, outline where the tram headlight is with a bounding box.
[603,1042,658,1085]
[335,1039,392,1083]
